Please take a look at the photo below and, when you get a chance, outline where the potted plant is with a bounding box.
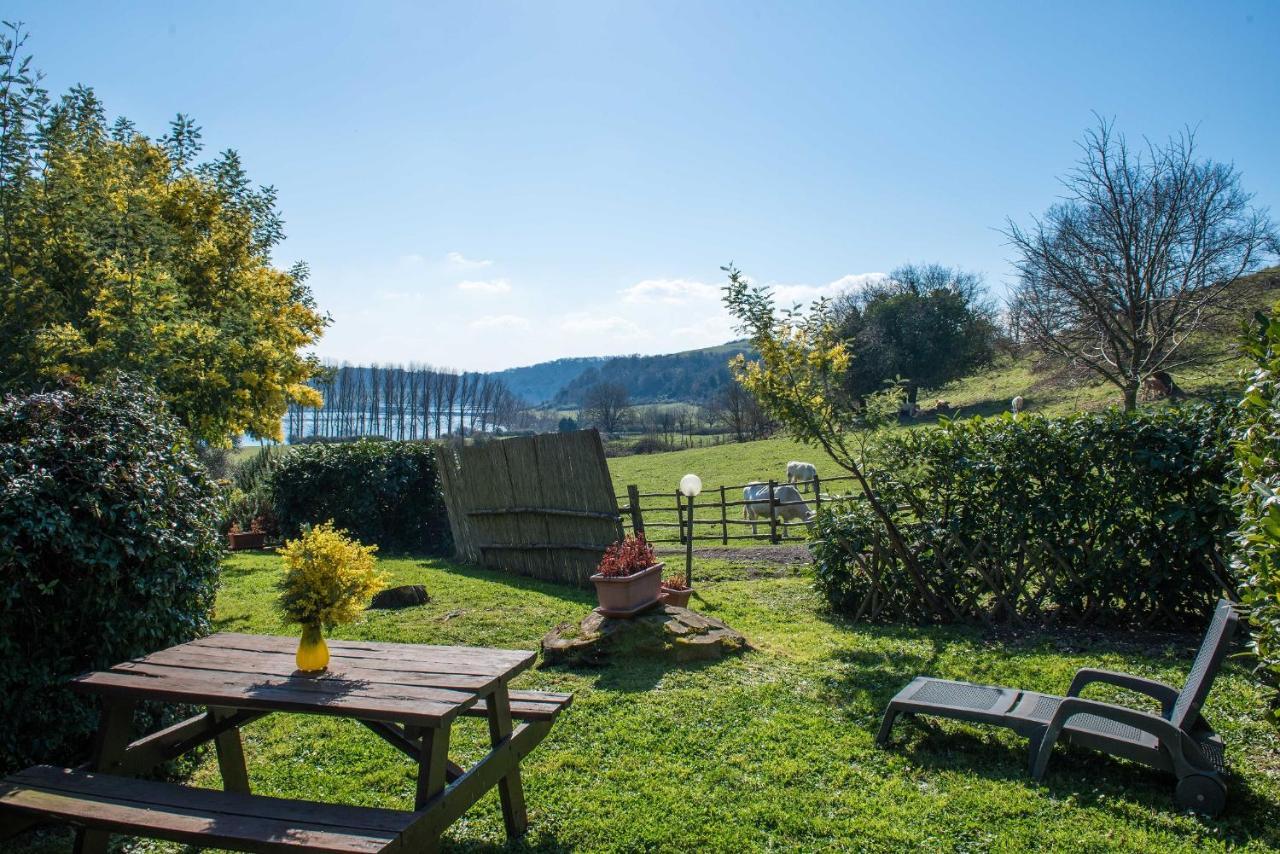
[227,517,267,551]
[591,534,663,617]
[658,574,693,608]
[278,521,386,672]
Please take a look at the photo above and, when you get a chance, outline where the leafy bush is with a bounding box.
[221,447,282,535]
[0,374,223,773]
[812,404,1238,629]
[1234,305,1280,714]
[631,437,677,455]
[270,439,452,554]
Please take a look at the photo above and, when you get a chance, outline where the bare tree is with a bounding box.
[1006,117,1276,410]
[581,381,630,434]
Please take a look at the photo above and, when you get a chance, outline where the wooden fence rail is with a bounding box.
[616,475,864,545]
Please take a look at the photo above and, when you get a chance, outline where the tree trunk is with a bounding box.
[1122,380,1139,412]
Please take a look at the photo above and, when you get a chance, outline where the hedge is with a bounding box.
[1235,304,1280,715]
[0,374,223,773]
[811,403,1238,630]
[269,439,452,554]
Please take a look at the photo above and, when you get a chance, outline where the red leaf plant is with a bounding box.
[596,534,657,578]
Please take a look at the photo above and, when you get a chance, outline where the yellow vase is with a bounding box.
[296,623,329,672]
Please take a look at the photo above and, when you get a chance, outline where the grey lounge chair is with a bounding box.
[876,599,1238,816]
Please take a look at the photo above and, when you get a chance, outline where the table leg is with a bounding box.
[486,685,528,838]
[209,706,250,794]
[73,698,136,854]
[415,725,451,810]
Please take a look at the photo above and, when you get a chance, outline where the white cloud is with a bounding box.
[620,277,719,305]
[447,251,493,269]
[771,272,886,306]
[457,278,512,295]
[559,313,645,338]
[469,314,530,330]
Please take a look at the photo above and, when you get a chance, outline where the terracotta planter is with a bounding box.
[227,531,267,551]
[591,562,663,617]
[658,584,693,608]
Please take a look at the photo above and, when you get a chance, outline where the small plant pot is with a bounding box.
[227,531,267,550]
[591,562,663,617]
[658,584,694,608]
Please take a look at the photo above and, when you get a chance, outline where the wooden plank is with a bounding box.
[71,668,474,727]
[477,543,610,552]
[95,660,483,709]
[486,685,527,838]
[400,721,551,849]
[720,485,728,545]
[462,690,573,722]
[91,710,268,778]
[415,727,450,811]
[188,633,534,672]
[0,766,410,853]
[628,484,645,537]
[210,706,250,794]
[466,507,620,521]
[75,697,135,854]
[133,646,501,692]
[768,480,779,544]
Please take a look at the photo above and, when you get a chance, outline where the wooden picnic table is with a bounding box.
[0,632,572,853]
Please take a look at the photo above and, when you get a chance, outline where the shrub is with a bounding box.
[0,374,223,773]
[631,437,677,455]
[1234,304,1280,716]
[221,447,282,535]
[812,403,1238,629]
[270,439,452,554]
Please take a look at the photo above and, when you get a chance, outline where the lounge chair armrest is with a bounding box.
[1030,697,1183,780]
[1067,668,1179,714]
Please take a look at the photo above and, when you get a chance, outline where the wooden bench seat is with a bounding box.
[0,766,414,853]
[462,690,573,721]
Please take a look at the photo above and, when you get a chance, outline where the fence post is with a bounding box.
[676,489,686,545]
[813,474,822,516]
[627,484,645,538]
[719,485,728,545]
[768,479,780,544]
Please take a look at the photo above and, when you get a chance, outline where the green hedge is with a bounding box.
[1235,305,1280,715]
[0,375,223,773]
[812,403,1238,629]
[269,439,452,554]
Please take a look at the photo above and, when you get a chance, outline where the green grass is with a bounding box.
[13,553,1280,853]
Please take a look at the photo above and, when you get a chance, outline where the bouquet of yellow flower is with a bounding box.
[278,521,386,629]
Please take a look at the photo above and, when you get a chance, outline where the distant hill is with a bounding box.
[552,342,753,406]
[487,342,754,406]
[489,356,607,405]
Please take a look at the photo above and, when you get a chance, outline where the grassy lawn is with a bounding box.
[15,552,1280,853]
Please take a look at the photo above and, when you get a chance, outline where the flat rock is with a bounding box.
[540,604,748,666]
[368,584,430,609]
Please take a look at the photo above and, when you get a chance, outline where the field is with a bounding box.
[13,552,1280,853]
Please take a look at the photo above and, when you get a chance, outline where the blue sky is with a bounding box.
[11,1,1278,371]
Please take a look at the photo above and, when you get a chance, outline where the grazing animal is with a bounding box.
[786,460,818,492]
[1011,395,1024,415]
[743,481,814,534]
[1145,371,1183,399]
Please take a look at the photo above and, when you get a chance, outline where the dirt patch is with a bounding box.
[654,544,812,578]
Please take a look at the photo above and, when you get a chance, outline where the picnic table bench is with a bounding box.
[0,632,571,853]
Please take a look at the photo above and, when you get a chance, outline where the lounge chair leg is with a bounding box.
[1029,724,1062,781]
[876,708,900,746]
